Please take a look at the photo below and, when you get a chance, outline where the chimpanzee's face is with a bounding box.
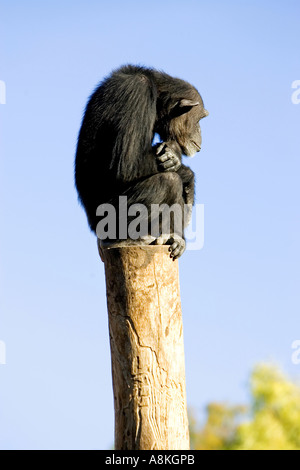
[170,102,208,157]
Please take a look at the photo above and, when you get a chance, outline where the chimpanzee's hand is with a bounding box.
[155,142,181,172]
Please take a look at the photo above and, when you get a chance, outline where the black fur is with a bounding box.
[75,65,208,258]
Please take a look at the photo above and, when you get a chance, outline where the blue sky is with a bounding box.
[0,0,299,450]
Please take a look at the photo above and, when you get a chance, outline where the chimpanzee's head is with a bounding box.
[156,82,208,157]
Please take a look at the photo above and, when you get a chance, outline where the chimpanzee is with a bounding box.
[75,64,208,259]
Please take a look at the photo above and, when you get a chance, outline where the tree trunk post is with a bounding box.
[98,243,190,450]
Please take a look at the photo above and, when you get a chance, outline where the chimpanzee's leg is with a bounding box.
[177,164,195,228]
[177,164,195,206]
[99,172,186,259]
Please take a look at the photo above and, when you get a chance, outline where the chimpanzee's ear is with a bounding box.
[178,99,200,108]
[170,99,200,117]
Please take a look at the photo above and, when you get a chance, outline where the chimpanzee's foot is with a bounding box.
[167,236,186,260]
[98,234,185,260]
[153,234,185,260]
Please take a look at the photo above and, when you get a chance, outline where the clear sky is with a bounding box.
[0,0,299,450]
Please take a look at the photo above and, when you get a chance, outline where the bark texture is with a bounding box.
[99,244,190,450]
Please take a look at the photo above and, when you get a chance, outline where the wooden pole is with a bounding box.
[99,244,190,451]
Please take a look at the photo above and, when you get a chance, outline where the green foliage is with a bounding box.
[190,364,300,450]
[189,402,246,450]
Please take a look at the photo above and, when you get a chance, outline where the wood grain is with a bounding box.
[100,244,190,450]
